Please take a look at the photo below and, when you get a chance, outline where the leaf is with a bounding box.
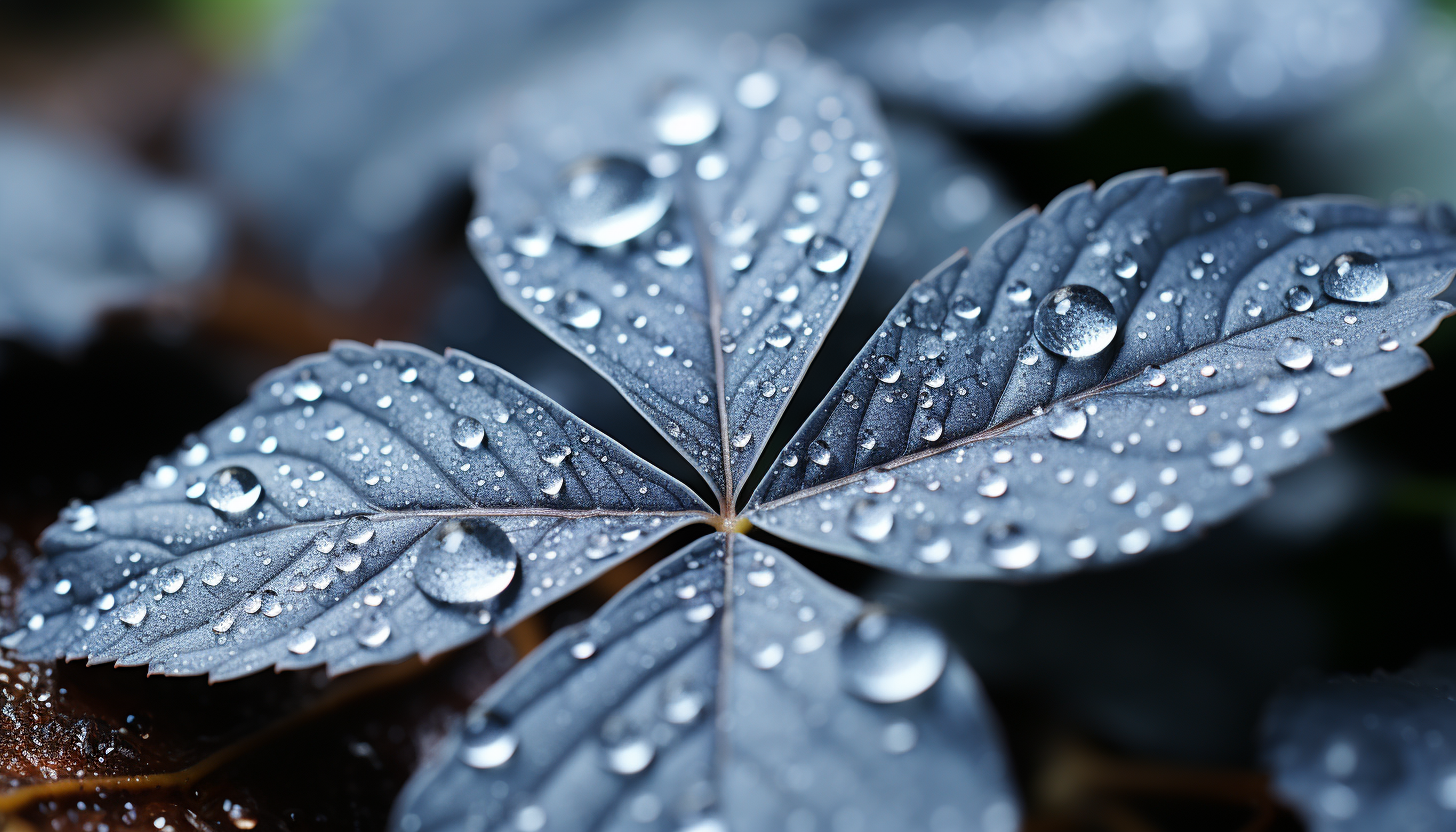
[390,532,1019,832]
[749,169,1456,577]
[1262,653,1456,832]
[467,30,895,504]
[823,0,1410,128]
[0,116,223,350]
[6,341,710,679]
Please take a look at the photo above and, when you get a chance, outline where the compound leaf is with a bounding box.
[1,116,223,351]
[468,30,895,505]
[1262,654,1456,832]
[390,532,1018,832]
[7,341,710,679]
[825,0,1410,128]
[749,169,1456,577]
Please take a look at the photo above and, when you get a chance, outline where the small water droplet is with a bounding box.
[356,610,391,647]
[871,355,901,383]
[511,218,555,258]
[601,727,655,775]
[951,295,982,319]
[1379,332,1399,352]
[1006,281,1032,304]
[735,70,779,108]
[1048,404,1087,440]
[840,612,948,704]
[552,157,671,248]
[119,600,147,626]
[976,468,1008,498]
[917,535,952,564]
[651,82,720,146]
[1118,527,1151,554]
[1321,251,1388,303]
[1284,205,1316,234]
[848,500,894,542]
[806,235,849,274]
[862,468,896,494]
[287,630,317,655]
[987,524,1039,569]
[662,679,707,724]
[293,379,322,402]
[1275,337,1313,370]
[453,416,486,451]
[559,291,603,329]
[1033,285,1118,358]
[1114,252,1138,279]
[461,713,519,769]
[205,467,263,517]
[765,323,794,349]
[1285,285,1314,312]
[731,431,753,449]
[752,642,785,669]
[158,568,185,594]
[1162,502,1194,532]
[538,470,566,496]
[67,503,98,532]
[413,520,518,604]
[1255,379,1300,414]
[1296,255,1321,277]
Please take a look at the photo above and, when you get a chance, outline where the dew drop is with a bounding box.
[840,612,948,704]
[1275,337,1313,370]
[355,610,391,648]
[461,713,519,769]
[862,468,896,494]
[976,468,1008,498]
[1113,252,1138,279]
[158,568,185,594]
[1006,281,1032,304]
[662,679,707,724]
[119,600,147,626]
[1118,527,1151,554]
[1285,285,1314,312]
[765,323,794,349]
[412,520,518,604]
[559,291,603,329]
[204,467,263,517]
[951,295,982,319]
[1033,285,1118,358]
[1321,251,1388,303]
[987,524,1039,569]
[808,440,832,466]
[510,219,555,258]
[551,157,671,248]
[538,470,566,496]
[293,379,322,402]
[1255,379,1300,414]
[601,728,656,776]
[287,630,317,655]
[1162,502,1194,533]
[871,355,901,384]
[806,234,849,274]
[651,82,720,146]
[1048,404,1087,440]
[848,500,894,543]
[453,416,486,450]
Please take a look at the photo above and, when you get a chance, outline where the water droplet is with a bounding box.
[840,612,948,704]
[1321,251,1388,303]
[1275,337,1313,370]
[601,728,656,776]
[205,467,263,517]
[1162,502,1194,532]
[976,468,1008,498]
[1255,379,1300,414]
[848,500,894,543]
[1108,479,1136,505]
[1118,527,1151,554]
[695,152,728,180]
[559,291,603,329]
[461,713,518,769]
[917,535,952,564]
[951,295,982,319]
[453,416,486,451]
[792,188,821,214]
[413,520,518,604]
[1113,252,1139,279]
[356,610,391,647]
[119,600,147,626]
[1033,285,1118,358]
[806,235,849,274]
[1379,332,1399,352]
[862,468,896,494]
[293,379,322,402]
[731,431,753,449]
[158,568,185,594]
[287,630,317,655]
[765,323,794,349]
[735,70,779,108]
[1284,205,1316,234]
[1048,404,1087,440]
[67,503,98,532]
[53,578,71,595]
[752,642,785,669]
[662,679,707,723]
[538,470,566,496]
[1285,285,1314,312]
[651,82,720,146]
[1209,439,1243,468]
[1068,536,1096,559]
[871,355,901,384]
[808,440,832,466]
[987,524,1039,569]
[1296,255,1321,277]
[551,157,671,248]
[511,219,555,258]
[1006,281,1032,304]
[570,640,596,660]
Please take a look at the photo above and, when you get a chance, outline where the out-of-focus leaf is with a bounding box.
[0,116,224,351]
[390,532,1018,832]
[749,169,1456,578]
[6,341,710,679]
[824,0,1409,129]
[1263,653,1456,832]
[469,31,894,504]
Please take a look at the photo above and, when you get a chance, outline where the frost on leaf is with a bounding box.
[826,0,1410,128]
[390,533,1018,832]
[468,30,895,503]
[1262,653,1456,832]
[6,341,709,680]
[0,117,223,351]
[749,169,1456,578]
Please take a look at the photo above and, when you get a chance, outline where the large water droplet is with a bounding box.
[205,467,262,517]
[651,82,720,146]
[287,629,317,655]
[559,291,603,330]
[1033,285,1118,358]
[461,713,519,769]
[119,600,147,626]
[976,468,1008,498]
[1321,252,1388,303]
[355,610,391,648]
[551,157,671,248]
[848,499,894,543]
[453,416,486,450]
[808,439,832,466]
[871,355,901,384]
[158,567,185,594]
[987,524,1039,569]
[413,520,518,604]
[601,727,656,776]
[1275,337,1313,370]
[840,612,948,704]
[1048,404,1087,440]
[806,235,848,274]
[1255,379,1300,414]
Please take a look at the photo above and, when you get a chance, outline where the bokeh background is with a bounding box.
[3,1,1456,829]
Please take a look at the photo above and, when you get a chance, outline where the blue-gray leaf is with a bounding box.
[468,31,895,504]
[749,169,1456,577]
[1,116,224,350]
[825,0,1410,128]
[389,532,1018,832]
[1262,654,1456,832]
[6,341,710,679]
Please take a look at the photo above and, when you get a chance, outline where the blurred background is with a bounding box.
[2,0,1456,829]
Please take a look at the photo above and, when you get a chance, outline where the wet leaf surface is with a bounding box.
[8,341,708,679]
[469,30,894,504]
[750,170,1456,578]
[391,532,1018,832]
